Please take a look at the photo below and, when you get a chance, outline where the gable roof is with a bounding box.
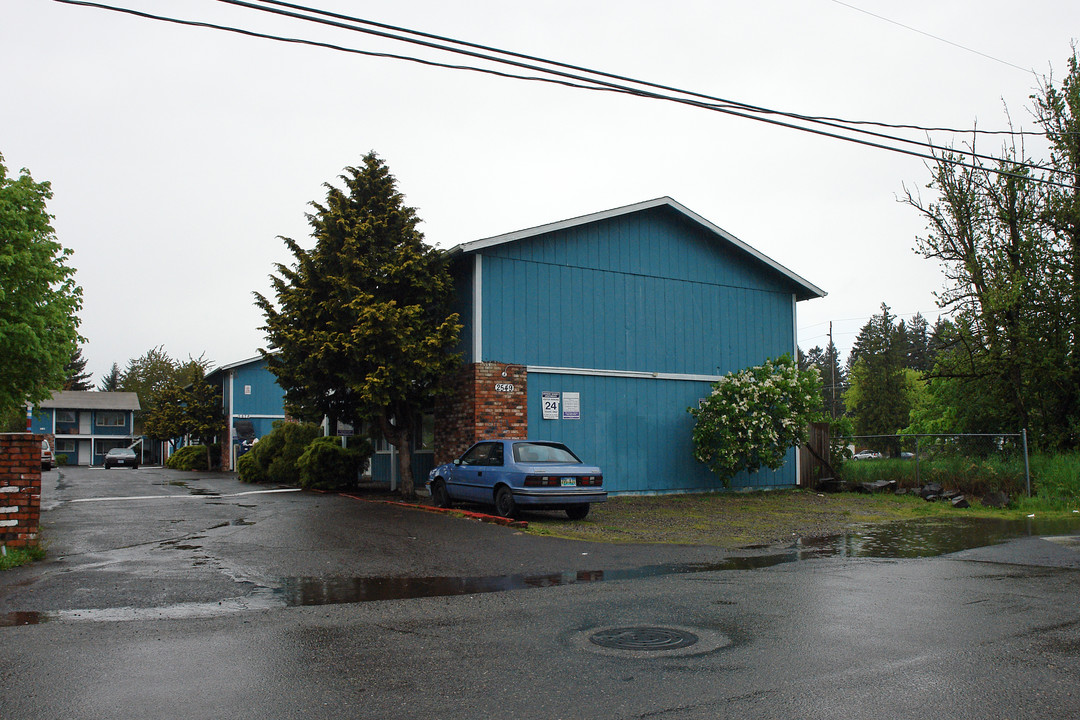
[206,355,267,380]
[449,196,826,301]
[39,391,141,411]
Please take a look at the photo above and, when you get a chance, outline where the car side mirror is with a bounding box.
[453,458,461,466]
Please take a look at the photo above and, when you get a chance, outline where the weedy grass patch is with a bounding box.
[0,544,46,571]
[522,489,1080,547]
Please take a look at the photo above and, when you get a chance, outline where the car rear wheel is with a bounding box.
[565,504,590,520]
[493,485,517,518]
[431,479,452,508]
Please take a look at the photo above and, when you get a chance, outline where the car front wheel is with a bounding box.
[493,485,517,518]
[431,479,452,508]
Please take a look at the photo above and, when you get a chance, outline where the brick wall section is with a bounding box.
[434,362,528,464]
[0,434,43,548]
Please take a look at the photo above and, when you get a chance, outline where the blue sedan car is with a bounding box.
[427,439,606,520]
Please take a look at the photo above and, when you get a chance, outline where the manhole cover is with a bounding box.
[589,626,699,651]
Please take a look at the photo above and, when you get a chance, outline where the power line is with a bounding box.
[217,0,1080,186]
[244,0,1051,138]
[828,0,1035,75]
[54,0,1078,188]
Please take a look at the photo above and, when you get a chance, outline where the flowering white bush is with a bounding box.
[688,354,823,486]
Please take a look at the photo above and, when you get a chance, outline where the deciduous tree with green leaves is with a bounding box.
[143,368,224,471]
[899,49,1080,449]
[688,355,823,486]
[0,153,83,416]
[119,347,212,429]
[256,152,461,498]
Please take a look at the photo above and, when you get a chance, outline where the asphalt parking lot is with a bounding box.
[3,466,1080,719]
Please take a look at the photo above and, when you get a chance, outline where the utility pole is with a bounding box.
[828,321,836,418]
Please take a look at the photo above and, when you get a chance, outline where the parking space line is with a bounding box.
[70,488,302,503]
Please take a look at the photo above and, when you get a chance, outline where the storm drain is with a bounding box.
[576,624,731,658]
[590,626,699,651]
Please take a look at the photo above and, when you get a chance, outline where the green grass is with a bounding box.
[841,452,1080,507]
[0,544,46,571]
[521,485,1080,546]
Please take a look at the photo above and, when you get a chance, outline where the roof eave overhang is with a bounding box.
[445,196,826,301]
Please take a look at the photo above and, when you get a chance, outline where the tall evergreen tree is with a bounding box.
[844,304,912,454]
[256,152,462,498]
[63,346,94,391]
[99,362,121,392]
[802,342,845,418]
[903,313,933,372]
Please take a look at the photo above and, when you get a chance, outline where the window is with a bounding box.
[513,442,581,464]
[461,442,504,466]
[95,439,127,456]
[56,439,76,454]
[417,413,435,450]
[56,410,76,424]
[96,411,125,427]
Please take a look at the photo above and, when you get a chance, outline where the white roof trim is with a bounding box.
[212,355,269,373]
[450,196,826,300]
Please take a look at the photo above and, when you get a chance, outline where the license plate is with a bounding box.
[560,477,576,487]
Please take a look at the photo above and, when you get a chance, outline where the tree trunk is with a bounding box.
[396,430,415,499]
[378,409,416,499]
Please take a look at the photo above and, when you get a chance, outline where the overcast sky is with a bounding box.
[4,0,1079,383]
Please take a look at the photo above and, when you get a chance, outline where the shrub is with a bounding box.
[55,454,68,466]
[166,445,209,471]
[236,449,266,483]
[689,355,823,485]
[237,421,321,485]
[297,436,374,491]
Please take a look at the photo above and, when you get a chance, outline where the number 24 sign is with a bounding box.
[542,391,560,419]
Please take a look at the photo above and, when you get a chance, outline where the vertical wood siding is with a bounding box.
[231,362,286,419]
[527,372,796,494]
[478,206,796,374]
[454,204,808,494]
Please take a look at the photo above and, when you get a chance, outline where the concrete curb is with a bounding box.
[340,493,529,529]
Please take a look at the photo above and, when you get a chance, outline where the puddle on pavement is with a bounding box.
[272,515,1080,607]
[797,515,1080,559]
[4,515,1079,626]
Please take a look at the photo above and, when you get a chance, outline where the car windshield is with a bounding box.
[109,449,134,457]
[512,442,581,464]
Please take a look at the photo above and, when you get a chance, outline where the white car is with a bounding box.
[852,450,881,460]
[41,440,53,470]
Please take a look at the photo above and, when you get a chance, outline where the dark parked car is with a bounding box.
[104,447,139,469]
[427,439,606,519]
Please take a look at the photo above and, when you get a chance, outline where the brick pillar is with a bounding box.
[0,433,43,548]
[434,362,528,464]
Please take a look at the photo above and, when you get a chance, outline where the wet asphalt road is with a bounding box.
[2,467,1079,719]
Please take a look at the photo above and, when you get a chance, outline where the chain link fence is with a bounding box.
[839,432,1031,497]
